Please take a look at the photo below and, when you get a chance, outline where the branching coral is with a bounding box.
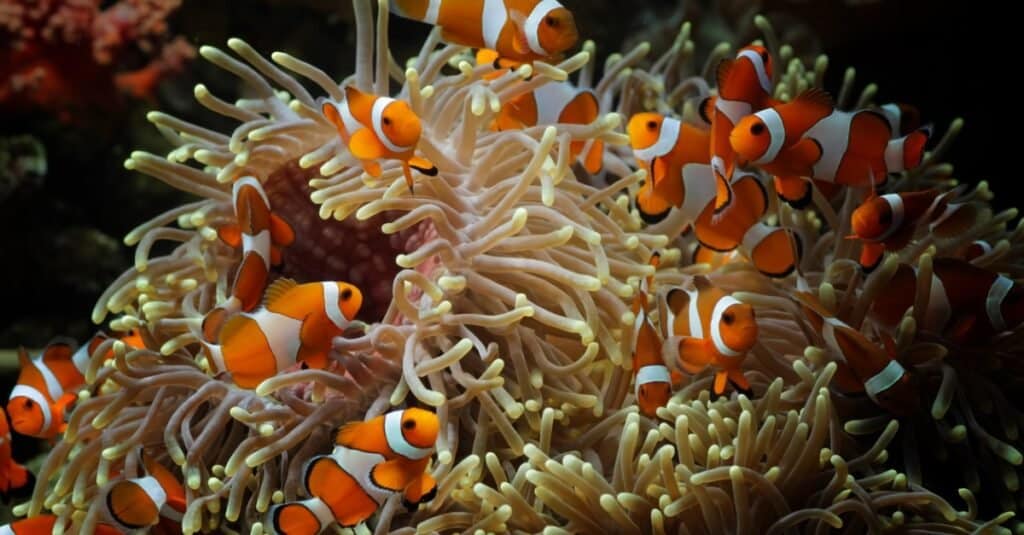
[15,1,1021,533]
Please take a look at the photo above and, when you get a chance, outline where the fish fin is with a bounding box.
[793,87,834,112]
[321,101,349,139]
[349,128,385,161]
[692,275,713,292]
[263,278,298,308]
[106,479,162,529]
[402,472,438,508]
[269,214,295,248]
[634,180,671,224]
[509,13,532,56]
[297,316,328,370]
[408,156,437,175]
[269,502,323,535]
[583,139,604,174]
[87,332,110,357]
[362,160,383,177]
[476,48,500,67]
[670,370,685,387]
[698,97,715,126]
[727,369,753,397]
[304,455,379,527]
[678,337,712,374]
[233,252,270,312]
[343,86,377,118]
[270,247,283,266]
[773,175,813,209]
[401,163,416,193]
[749,227,800,278]
[218,224,243,248]
[712,370,729,396]
[785,138,824,167]
[371,458,415,492]
[560,90,599,126]
[793,291,832,320]
[651,156,670,189]
[859,241,885,273]
[42,341,75,362]
[715,58,734,90]
[333,421,363,447]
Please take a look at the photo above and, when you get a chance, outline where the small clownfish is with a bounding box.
[626,112,711,224]
[959,240,993,262]
[268,408,439,535]
[871,258,1024,345]
[631,253,673,417]
[491,76,604,174]
[105,452,186,533]
[849,188,961,272]
[203,176,296,342]
[660,276,758,397]
[6,334,108,439]
[730,89,930,208]
[203,278,363,389]
[0,407,34,502]
[321,87,437,193]
[701,44,779,213]
[390,0,578,64]
[877,102,922,137]
[796,292,919,415]
[0,516,123,535]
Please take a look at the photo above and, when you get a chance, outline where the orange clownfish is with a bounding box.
[322,87,436,192]
[796,292,918,415]
[204,176,296,341]
[6,334,107,439]
[660,276,758,397]
[0,516,123,535]
[701,44,779,212]
[630,253,673,417]
[871,258,1024,344]
[390,0,578,64]
[269,408,439,535]
[0,407,34,502]
[627,112,711,223]
[493,78,604,174]
[105,452,186,533]
[730,89,930,208]
[849,188,959,272]
[204,278,363,389]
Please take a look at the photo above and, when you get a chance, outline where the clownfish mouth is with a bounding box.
[262,161,435,325]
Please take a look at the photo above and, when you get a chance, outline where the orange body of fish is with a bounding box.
[0,407,33,502]
[630,253,673,417]
[105,451,186,533]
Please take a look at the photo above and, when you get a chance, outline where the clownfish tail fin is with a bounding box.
[888,125,931,173]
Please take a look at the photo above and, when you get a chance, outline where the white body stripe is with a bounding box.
[715,98,752,126]
[481,0,508,50]
[752,109,785,165]
[924,272,952,333]
[9,385,52,432]
[205,343,226,374]
[133,476,168,514]
[819,317,849,366]
[71,343,93,376]
[709,297,743,358]
[339,97,362,135]
[685,288,703,339]
[633,117,681,163]
[884,137,906,173]
[332,446,392,505]
[241,230,272,269]
[864,360,906,401]
[875,194,905,241]
[524,0,563,56]
[371,98,411,153]
[635,365,670,387]
[298,497,335,529]
[803,111,852,181]
[31,353,66,401]
[385,410,435,460]
[740,222,774,253]
[422,0,442,24]
[161,504,184,523]
[631,307,645,346]
[532,81,576,124]
[987,276,1014,332]
[0,525,15,535]
[322,282,350,330]
[233,176,271,208]
[735,50,772,94]
[880,103,901,133]
[679,164,717,222]
[249,309,305,373]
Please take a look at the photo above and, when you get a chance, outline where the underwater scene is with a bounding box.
[0,0,1019,533]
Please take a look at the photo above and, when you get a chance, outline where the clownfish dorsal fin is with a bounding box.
[698,97,714,125]
[42,339,76,362]
[87,332,109,356]
[17,346,32,369]
[793,87,834,112]
[263,278,298,308]
[343,85,377,115]
[715,58,735,91]
[334,419,364,447]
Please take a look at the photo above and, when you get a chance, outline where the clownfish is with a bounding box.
[877,102,921,137]
[796,292,918,415]
[105,452,185,533]
[322,86,436,192]
[701,44,779,212]
[959,240,993,262]
[0,407,34,502]
[631,253,673,417]
[730,89,930,208]
[203,278,363,389]
[0,516,123,535]
[6,334,106,439]
[849,188,960,271]
[492,76,603,174]
[269,408,438,535]
[660,276,758,397]
[390,0,578,64]
[627,112,711,223]
[204,176,295,341]
[871,258,1024,344]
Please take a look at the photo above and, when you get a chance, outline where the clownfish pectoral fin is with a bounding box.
[349,128,385,162]
[269,501,324,535]
[296,324,328,371]
[678,337,712,374]
[727,369,753,397]
[217,224,243,248]
[408,156,437,176]
[402,472,438,509]
[651,157,669,189]
[635,184,671,225]
[712,370,729,397]
[715,58,735,91]
[269,214,295,249]
[773,175,813,209]
[370,458,413,492]
[583,140,604,174]
[400,163,416,193]
[859,241,886,273]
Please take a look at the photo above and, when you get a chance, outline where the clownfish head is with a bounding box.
[717,300,758,354]
[533,4,578,58]
[870,368,919,416]
[730,111,780,166]
[850,196,894,241]
[732,45,774,95]
[636,380,671,417]
[335,282,363,322]
[379,99,422,152]
[627,113,665,154]
[399,407,439,450]
[7,395,46,437]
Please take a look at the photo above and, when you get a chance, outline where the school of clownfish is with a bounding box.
[2,0,1022,533]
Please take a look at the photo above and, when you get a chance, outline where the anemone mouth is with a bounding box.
[260,160,432,324]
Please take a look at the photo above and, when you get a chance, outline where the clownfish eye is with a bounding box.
[381,117,392,126]
[545,16,558,27]
[24,399,33,409]
[403,419,416,430]
[723,312,735,325]
[750,122,765,135]
[639,386,647,397]
[646,120,657,130]
[341,288,353,300]
[760,50,770,62]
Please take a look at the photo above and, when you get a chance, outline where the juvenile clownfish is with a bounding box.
[321,86,437,192]
[796,292,918,415]
[203,176,295,341]
[627,112,711,224]
[6,334,107,439]
[105,452,186,533]
[660,276,758,397]
[268,408,439,535]
[959,240,993,262]
[701,44,779,212]
[630,253,673,417]
[730,89,930,208]
[0,407,34,502]
[203,278,363,389]
[390,0,578,64]
[849,188,961,272]
[492,78,604,174]
[871,258,1024,344]
[0,515,123,535]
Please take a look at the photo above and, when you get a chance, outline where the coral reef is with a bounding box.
[7,1,1021,534]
